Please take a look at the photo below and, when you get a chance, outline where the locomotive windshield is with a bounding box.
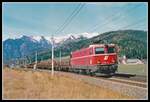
[108,47,115,53]
[95,47,104,54]
[95,46,115,54]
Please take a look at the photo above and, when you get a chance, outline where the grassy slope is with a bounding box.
[3,68,133,99]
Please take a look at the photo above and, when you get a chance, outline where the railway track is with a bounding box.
[106,77,147,88]
[113,73,147,82]
[20,67,147,88]
[57,71,148,99]
[94,73,148,88]
[72,73,147,89]
[68,70,147,88]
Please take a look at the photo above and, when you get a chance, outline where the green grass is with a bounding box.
[117,64,147,76]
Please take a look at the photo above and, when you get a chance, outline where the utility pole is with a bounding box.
[22,57,24,68]
[36,52,37,64]
[29,57,31,64]
[59,50,61,65]
[24,57,26,68]
[34,51,37,70]
[51,35,54,76]
[18,58,20,67]
[25,57,27,68]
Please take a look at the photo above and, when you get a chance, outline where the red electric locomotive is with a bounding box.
[70,44,118,75]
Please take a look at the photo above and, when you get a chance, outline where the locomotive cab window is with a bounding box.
[95,47,104,54]
[108,47,115,53]
[90,49,93,55]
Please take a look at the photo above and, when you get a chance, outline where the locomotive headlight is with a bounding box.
[90,59,92,64]
[97,60,101,64]
[104,56,108,60]
[112,59,115,63]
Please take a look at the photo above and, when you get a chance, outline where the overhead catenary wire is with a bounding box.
[17,3,86,64]
[55,3,85,35]
[49,4,85,73]
[91,3,143,32]
[132,23,147,30]
[26,19,146,65]
[88,3,143,33]
[86,5,129,32]
[90,17,147,44]
[54,3,82,34]
[22,3,146,66]
[118,17,147,30]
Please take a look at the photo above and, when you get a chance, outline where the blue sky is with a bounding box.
[2,2,148,40]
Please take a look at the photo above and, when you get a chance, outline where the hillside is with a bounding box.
[89,30,147,59]
[53,30,147,59]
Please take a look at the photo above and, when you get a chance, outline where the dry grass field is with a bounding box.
[3,68,134,99]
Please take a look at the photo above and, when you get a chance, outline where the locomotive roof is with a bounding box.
[89,44,115,47]
[71,44,116,54]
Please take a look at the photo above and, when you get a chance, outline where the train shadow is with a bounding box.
[94,73,113,78]
[94,73,137,78]
[113,73,136,78]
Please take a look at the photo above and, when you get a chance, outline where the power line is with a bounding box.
[88,3,143,33]
[86,5,129,32]
[22,3,146,66]
[18,4,86,65]
[57,3,85,34]
[55,3,82,34]
[119,18,146,30]
[99,4,142,32]
[91,18,147,45]
[97,4,143,32]
[133,23,147,30]
[55,3,85,35]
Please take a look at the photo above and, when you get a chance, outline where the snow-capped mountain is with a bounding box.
[32,32,99,43]
[3,35,51,63]
[3,32,99,44]
[3,32,99,63]
[53,32,99,43]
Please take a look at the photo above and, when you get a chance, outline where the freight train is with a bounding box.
[27,44,119,75]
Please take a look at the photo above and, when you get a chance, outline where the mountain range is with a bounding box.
[3,33,89,63]
[3,30,147,64]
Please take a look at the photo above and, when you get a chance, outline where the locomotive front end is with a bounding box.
[94,44,118,74]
